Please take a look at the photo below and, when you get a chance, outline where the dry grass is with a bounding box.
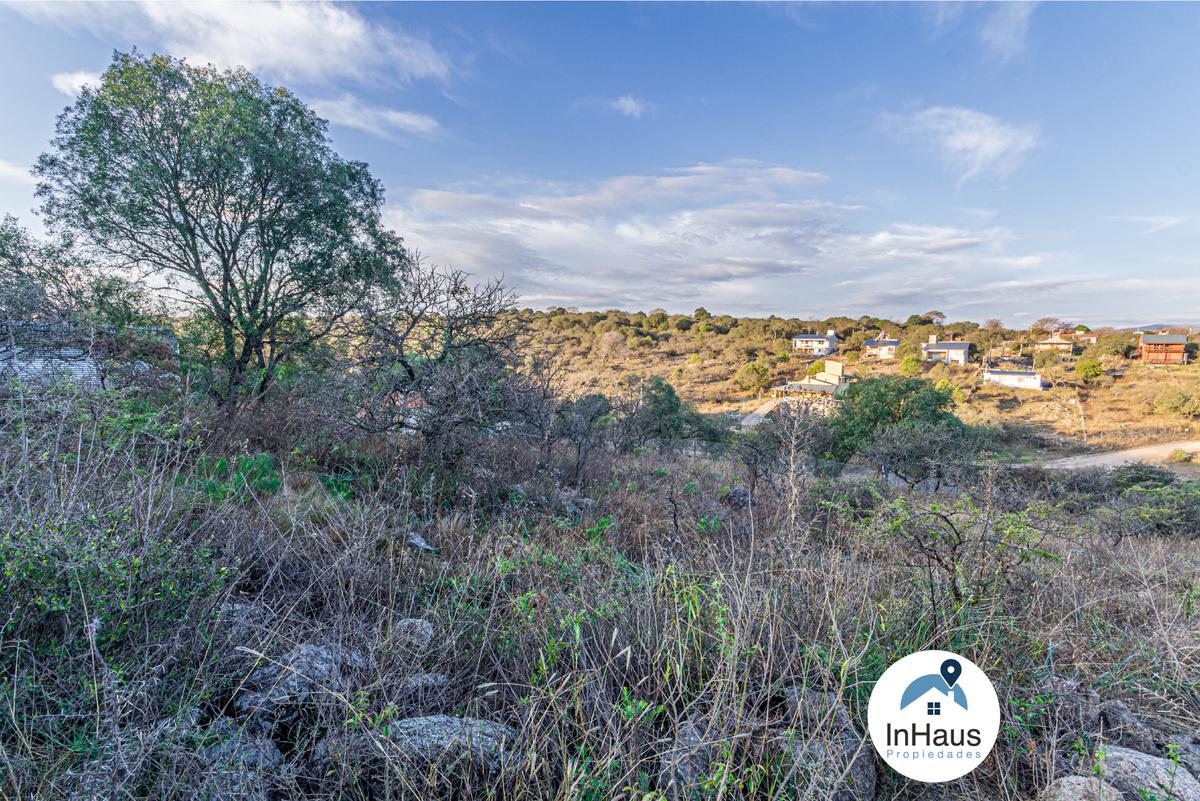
[2,386,1198,800]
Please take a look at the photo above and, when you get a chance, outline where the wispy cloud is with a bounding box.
[386,160,1046,314]
[884,106,1039,184]
[979,2,1037,60]
[51,70,101,96]
[13,1,451,86]
[0,159,35,186]
[1102,215,1184,234]
[309,95,441,139]
[608,95,649,118]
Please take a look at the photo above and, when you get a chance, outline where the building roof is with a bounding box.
[1141,334,1188,345]
[922,341,971,351]
[985,369,1038,376]
[792,333,833,340]
[865,338,899,347]
[1038,333,1074,344]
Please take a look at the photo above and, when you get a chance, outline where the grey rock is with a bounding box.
[313,715,519,780]
[720,486,752,510]
[233,644,350,736]
[1099,700,1159,754]
[396,672,450,701]
[1040,775,1124,801]
[201,721,287,801]
[657,715,733,799]
[772,689,875,801]
[213,602,272,650]
[1040,676,1103,734]
[1173,735,1200,780]
[394,617,435,652]
[405,531,439,554]
[1098,744,1200,801]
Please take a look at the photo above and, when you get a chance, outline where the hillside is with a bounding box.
[522,308,1200,452]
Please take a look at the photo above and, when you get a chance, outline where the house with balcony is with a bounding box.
[921,336,971,366]
[791,329,838,357]
[1138,331,1189,365]
[863,337,899,360]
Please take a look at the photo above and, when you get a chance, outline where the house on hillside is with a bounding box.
[922,336,971,366]
[0,321,177,391]
[1065,331,1099,346]
[770,360,850,397]
[791,330,838,357]
[983,368,1044,391]
[1035,332,1076,355]
[864,337,899,360]
[1138,330,1189,365]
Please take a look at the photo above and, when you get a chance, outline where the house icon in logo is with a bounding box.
[899,658,968,714]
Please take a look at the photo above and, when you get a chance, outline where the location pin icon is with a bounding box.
[940,658,961,688]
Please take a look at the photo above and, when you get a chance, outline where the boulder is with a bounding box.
[394,617,435,652]
[213,602,273,650]
[405,531,439,554]
[1040,676,1103,734]
[1040,775,1124,801]
[720,487,752,510]
[233,644,353,736]
[1098,745,1200,801]
[657,715,733,799]
[1173,734,1200,780]
[1098,700,1159,754]
[396,672,450,702]
[200,721,288,801]
[772,689,875,801]
[312,715,520,782]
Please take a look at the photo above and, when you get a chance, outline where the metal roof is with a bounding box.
[985,369,1038,376]
[865,338,899,347]
[792,333,833,340]
[922,341,971,350]
[1141,334,1188,344]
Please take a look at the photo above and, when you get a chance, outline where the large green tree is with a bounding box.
[34,51,398,400]
[827,375,958,463]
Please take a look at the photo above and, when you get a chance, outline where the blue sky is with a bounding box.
[1,2,1199,326]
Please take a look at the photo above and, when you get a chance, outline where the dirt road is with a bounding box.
[1041,440,1200,469]
[739,399,783,429]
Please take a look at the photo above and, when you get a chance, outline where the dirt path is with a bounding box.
[740,398,782,429]
[1041,440,1200,469]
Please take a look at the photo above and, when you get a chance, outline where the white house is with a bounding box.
[983,368,1044,391]
[922,336,971,366]
[792,329,838,356]
[770,360,849,397]
[864,337,899,360]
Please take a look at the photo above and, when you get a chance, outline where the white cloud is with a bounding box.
[608,95,649,118]
[885,106,1039,184]
[979,2,1036,60]
[51,70,101,96]
[387,160,1044,314]
[1102,215,1184,234]
[14,2,450,86]
[310,95,441,139]
[0,159,34,186]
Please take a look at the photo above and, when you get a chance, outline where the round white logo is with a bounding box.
[867,650,1000,782]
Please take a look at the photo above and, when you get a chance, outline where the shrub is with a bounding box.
[1033,351,1059,370]
[1153,386,1200,418]
[805,360,825,376]
[1074,358,1103,383]
[734,361,771,393]
[898,355,922,377]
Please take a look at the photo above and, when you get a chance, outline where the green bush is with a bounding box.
[1074,358,1103,383]
[1153,386,1200,418]
[1033,351,1059,370]
[898,355,922,377]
